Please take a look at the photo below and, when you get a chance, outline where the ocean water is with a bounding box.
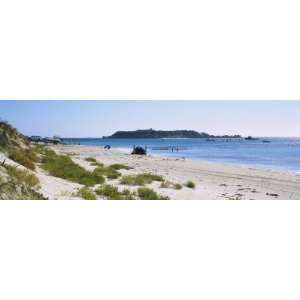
[62,138,300,173]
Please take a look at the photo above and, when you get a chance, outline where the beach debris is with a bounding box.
[266,192,279,197]
[220,183,227,187]
[131,146,147,155]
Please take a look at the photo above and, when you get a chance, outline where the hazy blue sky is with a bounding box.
[0,101,299,137]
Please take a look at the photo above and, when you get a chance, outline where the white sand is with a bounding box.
[43,144,300,200]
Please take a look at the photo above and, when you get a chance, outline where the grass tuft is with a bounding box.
[77,187,97,200]
[96,184,136,200]
[120,173,164,186]
[160,181,182,190]
[109,163,133,170]
[137,187,169,200]
[185,180,196,189]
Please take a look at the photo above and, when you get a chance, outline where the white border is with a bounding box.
[0,0,300,100]
[1,200,300,300]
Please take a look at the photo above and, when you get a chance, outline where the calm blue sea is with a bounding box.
[62,138,300,173]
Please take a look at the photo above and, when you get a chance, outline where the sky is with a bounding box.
[0,100,299,137]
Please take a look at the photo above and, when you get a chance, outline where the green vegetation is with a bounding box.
[107,129,242,139]
[137,187,169,200]
[120,173,164,186]
[40,149,105,186]
[0,121,38,170]
[0,166,45,200]
[93,166,121,179]
[8,148,38,170]
[160,181,182,190]
[185,180,196,189]
[96,184,136,200]
[77,187,97,200]
[0,121,28,149]
[109,163,133,170]
[174,183,182,190]
[85,157,104,167]
[6,166,39,188]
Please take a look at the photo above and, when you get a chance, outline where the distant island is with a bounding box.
[104,129,242,139]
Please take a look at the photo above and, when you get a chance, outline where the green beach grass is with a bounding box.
[39,149,105,186]
[77,187,97,200]
[120,173,164,186]
[95,184,136,200]
[0,166,45,200]
[137,187,169,200]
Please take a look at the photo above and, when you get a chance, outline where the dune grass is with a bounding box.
[160,181,182,190]
[120,173,164,186]
[185,180,196,189]
[85,157,104,167]
[7,148,38,170]
[40,149,105,186]
[93,166,121,179]
[137,187,169,200]
[77,187,97,200]
[0,166,45,200]
[109,163,133,170]
[6,166,40,188]
[95,184,136,200]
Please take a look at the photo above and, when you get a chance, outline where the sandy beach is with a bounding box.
[34,144,300,200]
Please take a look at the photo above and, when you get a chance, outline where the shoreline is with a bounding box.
[64,142,300,175]
[43,144,300,200]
